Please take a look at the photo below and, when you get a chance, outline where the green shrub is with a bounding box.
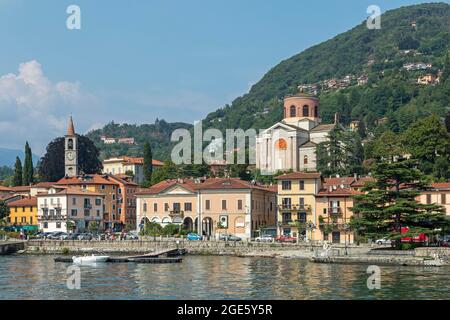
[61,248,70,255]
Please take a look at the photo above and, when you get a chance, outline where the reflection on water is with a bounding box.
[0,255,449,300]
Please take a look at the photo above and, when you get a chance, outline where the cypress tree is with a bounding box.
[23,141,33,185]
[142,142,153,187]
[13,157,23,187]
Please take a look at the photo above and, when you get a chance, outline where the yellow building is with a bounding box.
[275,172,321,240]
[275,173,359,244]
[7,197,38,226]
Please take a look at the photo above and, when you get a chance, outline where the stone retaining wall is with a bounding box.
[0,241,25,255]
[25,240,372,256]
[415,247,450,258]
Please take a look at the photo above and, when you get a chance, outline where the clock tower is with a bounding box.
[65,115,78,177]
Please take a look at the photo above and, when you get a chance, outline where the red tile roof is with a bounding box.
[8,186,31,193]
[122,157,164,166]
[7,197,37,207]
[32,182,56,188]
[56,174,118,186]
[317,188,362,196]
[137,178,276,195]
[274,172,322,180]
[432,183,450,190]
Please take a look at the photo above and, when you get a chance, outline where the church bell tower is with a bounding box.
[65,115,78,177]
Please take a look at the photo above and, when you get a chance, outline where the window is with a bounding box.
[97,210,100,217]
[238,200,243,210]
[304,155,308,165]
[184,203,192,212]
[282,181,292,190]
[30,217,33,224]
[426,194,432,204]
[72,198,76,205]
[95,198,102,206]
[299,198,305,207]
[442,194,446,205]
[84,209,90,217]
[222,200,227,210]
[164,203,169,212]
[21,217,26,223]
[205,200,211,210]
[290,105,296,117]
[302,105,309,117]
[118,188,122,194]
[101,185,106,190]
[112,194,116,200]
[173,203,181,212]
[299,180,305,190]
[314,106,318,118]
[282,198,291,209]
[153,203,158,212]
[14,217,17,224]
[71,209,77,217]
[56,222,61,229]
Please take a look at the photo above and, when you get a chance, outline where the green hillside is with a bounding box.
[86,119,192,161]
[203,2,450,134]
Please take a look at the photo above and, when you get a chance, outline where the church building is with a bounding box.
[256,93,341,175]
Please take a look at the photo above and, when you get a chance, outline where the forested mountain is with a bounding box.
[86,119,192,161]
[87,3,449,162]
[203,3,450,134]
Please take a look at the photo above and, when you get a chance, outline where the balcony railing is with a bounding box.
[170,210,185,218]
[328,207,342,216]
[84,204,92,209]
[278,204,311,211]
[38,215,64,221]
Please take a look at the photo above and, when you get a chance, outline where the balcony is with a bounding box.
[328,207,343,217]
[38,215,64,221]
[170,210,185,218]
[278,204,311,212]
[84,204,92,209]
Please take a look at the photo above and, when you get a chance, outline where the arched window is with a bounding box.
[302,105,309,117]
[143,203,147,212]
[314,106,319,118]
[304,155,309,165]
[68,139,74,150]
[290,105,296,117]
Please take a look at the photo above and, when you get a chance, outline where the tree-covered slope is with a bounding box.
[86,119,192,161]
[203,3,450,134]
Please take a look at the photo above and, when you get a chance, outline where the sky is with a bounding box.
[0,0,443,154]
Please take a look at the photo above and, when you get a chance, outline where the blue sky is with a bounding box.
[0,0,442,153]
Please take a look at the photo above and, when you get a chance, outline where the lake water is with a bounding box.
[0,255,449,300]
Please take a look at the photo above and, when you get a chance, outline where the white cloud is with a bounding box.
[0,60,94,154]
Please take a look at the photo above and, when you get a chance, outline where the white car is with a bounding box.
[255,235,274,243]
[376,238,392,245]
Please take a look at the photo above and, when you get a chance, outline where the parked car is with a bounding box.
[124,232,139,240]
[67,233,81,240]
[255,235,274,242]
[77,233,93,241]
[219,234,242,242]
[187,233,202,241]
[376,238,392,245]
[276,235,297,243]
[47,232,65,240]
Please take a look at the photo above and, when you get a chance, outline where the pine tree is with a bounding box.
[13,157,23,187]
[23,141,33,185]
[142,142,153,187]
[351,159,449,248]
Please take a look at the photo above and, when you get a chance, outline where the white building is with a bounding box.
[256,93,341,175]
[37,187,105,233]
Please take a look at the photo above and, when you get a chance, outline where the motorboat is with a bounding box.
[72,254,110,264]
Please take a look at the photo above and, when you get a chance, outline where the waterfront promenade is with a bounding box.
[20,239,450,266]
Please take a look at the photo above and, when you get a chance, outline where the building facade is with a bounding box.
[275,173,360,244]
[418,183,450,216]
[102,157,164,185]
[136,178,277,240]
[7,197,38,227]
[108,175,139,229]
[256,93,340,174]
[55,174,121,231]
[36,187,104,233]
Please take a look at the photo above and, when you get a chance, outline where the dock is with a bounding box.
[54,248,186,264]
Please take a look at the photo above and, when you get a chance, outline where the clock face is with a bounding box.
[67,151,75,161]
